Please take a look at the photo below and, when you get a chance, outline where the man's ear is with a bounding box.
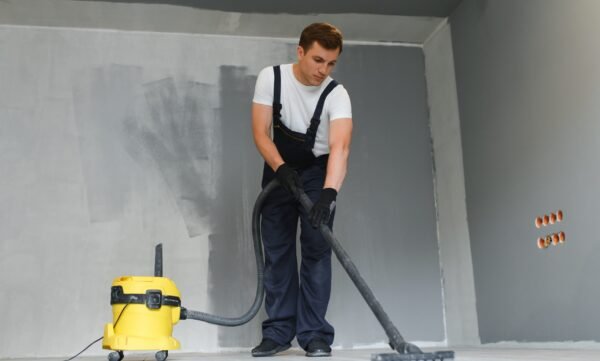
[297,45,305,60]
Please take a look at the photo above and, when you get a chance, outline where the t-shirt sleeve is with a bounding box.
[327,85,352,121]
[252,66,274,106]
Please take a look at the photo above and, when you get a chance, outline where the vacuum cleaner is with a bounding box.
[102,179,454,361]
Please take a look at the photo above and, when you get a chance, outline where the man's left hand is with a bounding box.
[309,188,338,228]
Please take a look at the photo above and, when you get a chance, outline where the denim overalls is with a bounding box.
[260,65,339,348]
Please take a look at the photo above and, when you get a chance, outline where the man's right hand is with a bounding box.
[275,163,302,197]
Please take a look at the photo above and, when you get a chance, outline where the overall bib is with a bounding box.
[260,65,339,348]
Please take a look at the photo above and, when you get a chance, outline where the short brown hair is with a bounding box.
[299,22,343,54]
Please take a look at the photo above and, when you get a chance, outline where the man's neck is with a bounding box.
[292,63,311,86]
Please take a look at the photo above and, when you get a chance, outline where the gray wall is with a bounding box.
[424,22,480,346]
[0,0,446,45]
[73,0,463,17]
[451,0,600,343]
[0,24,444,357]
[331,44,445,347]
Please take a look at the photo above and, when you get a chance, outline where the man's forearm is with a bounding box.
[324,144,350,191]
[252,103,285,172]
[254,133,285,172]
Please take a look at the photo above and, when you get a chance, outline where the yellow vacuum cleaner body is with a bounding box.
[102,275,182,352]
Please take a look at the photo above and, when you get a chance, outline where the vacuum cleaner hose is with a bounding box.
[182,178,406,343]
[182,179,453,360]
[181,179,279,326]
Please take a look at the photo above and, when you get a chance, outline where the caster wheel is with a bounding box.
[155,350,168,361]
[108,350,124,361]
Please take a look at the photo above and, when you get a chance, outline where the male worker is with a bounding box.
[251,23,353,357]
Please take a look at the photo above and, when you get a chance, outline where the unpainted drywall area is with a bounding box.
[0,24,444,358]
[451,0,600,343]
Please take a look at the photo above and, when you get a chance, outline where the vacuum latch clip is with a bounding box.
[145,289,163,309]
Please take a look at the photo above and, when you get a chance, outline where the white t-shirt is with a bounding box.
[253,64,352,157]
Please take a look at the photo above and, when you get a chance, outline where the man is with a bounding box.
[251,23,353,357]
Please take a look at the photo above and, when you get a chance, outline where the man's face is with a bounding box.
[296,41,340,86]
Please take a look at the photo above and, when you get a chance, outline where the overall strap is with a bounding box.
[272,65,282,122]
[305,80,339,150]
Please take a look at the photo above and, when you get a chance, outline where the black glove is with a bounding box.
[275,163,302,196]
[309,188,337,228]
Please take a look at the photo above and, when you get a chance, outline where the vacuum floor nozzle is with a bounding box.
[371,351,454,361]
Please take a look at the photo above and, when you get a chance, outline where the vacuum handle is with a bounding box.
[155,243,163,277]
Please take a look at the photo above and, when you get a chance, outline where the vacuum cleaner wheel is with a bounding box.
[155,350,168,361]
[107,350,123,361]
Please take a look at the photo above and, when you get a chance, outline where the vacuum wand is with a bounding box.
[296,190,454,361]
[296,192,405,349]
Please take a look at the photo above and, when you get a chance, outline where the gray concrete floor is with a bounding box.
[15,347,600,361]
